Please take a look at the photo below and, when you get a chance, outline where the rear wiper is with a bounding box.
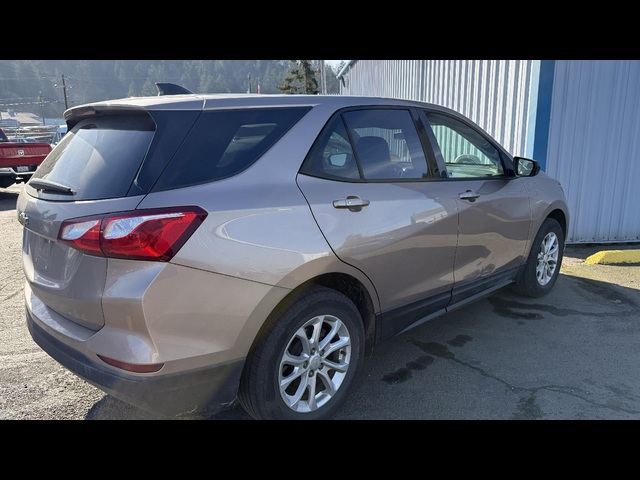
[28,179,76,195]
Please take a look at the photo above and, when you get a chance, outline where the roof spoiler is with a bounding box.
[155,83,194,96]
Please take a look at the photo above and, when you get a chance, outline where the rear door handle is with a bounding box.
[333,196,370,210]
[458,190,481,201]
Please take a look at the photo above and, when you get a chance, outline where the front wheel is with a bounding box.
[239,287,364,420]
[513,218,565,297]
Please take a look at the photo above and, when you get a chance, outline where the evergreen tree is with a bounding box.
[278,60,319,95]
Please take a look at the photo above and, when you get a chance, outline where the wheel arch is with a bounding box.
[547,208,567,240]
[246,269,379,362]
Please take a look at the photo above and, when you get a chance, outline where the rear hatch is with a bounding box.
[19,110,169,331]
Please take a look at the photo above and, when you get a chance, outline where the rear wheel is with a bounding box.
[239,287,364,420]
[513,218,565,297]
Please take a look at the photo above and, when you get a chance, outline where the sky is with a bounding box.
[326,60,348,69]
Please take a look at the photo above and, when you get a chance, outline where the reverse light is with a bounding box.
[58,206,207,262]
[59,219,102,255]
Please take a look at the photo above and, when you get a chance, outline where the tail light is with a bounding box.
[58,207,207,262]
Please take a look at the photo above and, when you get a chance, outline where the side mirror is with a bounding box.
[513,157,541,177]
[329,153,348,167]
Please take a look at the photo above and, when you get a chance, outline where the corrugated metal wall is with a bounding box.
[546,60,640,243]
[341,60,535,157]
[430,125,493,165]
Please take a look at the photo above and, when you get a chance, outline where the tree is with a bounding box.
[0,60,331,118]
[278,60,318,95]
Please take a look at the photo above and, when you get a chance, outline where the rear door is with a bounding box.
[297,107,459,340]
[18,110,179,331]
[422,110,531,303]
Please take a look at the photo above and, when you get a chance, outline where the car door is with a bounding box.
[421,110,531,304]
[297,107,459,340]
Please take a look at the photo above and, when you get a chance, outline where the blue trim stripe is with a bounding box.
[525,61,541,158]
[532,60,556,171]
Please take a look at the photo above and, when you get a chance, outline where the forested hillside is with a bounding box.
[0,60,343,118]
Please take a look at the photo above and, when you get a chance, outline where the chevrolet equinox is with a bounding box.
[18,88,569,420]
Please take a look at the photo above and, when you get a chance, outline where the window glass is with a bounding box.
[342,109,430,180]
[30,114,155,201]
[152,107,310,191]
[299,116,360,180]
[425,112,504,178]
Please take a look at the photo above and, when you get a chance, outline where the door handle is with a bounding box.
[333,196,370,210]
[458,190,481,201]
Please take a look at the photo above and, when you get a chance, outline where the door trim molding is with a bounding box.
[376,265,522,343]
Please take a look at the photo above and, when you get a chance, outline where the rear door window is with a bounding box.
[151,107,310,191]
[29,114,155,201]
[342,109,430,181]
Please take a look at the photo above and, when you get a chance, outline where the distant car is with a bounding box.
[18,90,569,420]
[0,129,51,189]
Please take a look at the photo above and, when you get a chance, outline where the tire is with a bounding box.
[513,218,565,297]
[239,286,364,420]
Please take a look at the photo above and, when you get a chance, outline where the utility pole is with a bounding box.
[320,60,327,95]
[39,92,45,125]
[61,74,69,110]
[247,73,252,94]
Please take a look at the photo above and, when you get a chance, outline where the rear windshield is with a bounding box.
[30,114,155,201]
[151,107,310,191]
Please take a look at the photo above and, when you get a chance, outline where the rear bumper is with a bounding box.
[0,169,34,176]
[27,310,245,418]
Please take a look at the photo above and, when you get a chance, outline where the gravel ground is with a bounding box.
[1,184,639,420]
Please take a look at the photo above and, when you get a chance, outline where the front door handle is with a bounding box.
[333,196,370,210]
[458,190,481,201]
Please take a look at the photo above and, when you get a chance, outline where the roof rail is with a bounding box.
[155,83,195,96]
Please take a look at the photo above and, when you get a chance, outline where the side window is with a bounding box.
[300,116,360,181]
[342,109,430,180]
[152,107,310,191]
[425,112,504,179]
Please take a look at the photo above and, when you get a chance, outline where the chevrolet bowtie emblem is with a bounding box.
[19,212,29,227]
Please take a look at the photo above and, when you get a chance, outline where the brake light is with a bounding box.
[58,207,207,262]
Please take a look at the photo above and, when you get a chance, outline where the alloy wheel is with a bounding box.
[278,315,352,413]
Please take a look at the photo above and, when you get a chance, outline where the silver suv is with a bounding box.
[18,91,569,420]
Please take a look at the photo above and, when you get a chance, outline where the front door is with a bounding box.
[297,108,459,339]
[422,111,531,303]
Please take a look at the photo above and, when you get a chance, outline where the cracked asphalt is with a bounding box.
[2,184,640,420]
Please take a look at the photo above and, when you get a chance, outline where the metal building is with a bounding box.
[338,60,640,244]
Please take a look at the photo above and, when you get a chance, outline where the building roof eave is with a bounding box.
[337,60,357,79]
